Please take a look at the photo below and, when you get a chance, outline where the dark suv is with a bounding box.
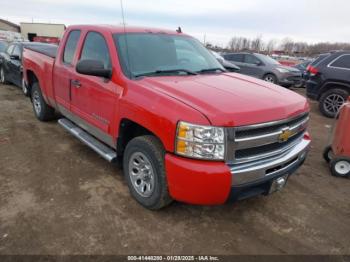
[306,51,350,118]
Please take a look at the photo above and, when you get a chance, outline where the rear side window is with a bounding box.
[63,30,81,64]
[225,54,244,62]
[311,54,329,66]
[80,32,111,69]
[329,55,350,69]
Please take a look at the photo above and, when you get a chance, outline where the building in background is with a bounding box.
[0,18,20,32]
[20,22,65,42]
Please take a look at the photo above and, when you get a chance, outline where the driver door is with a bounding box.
[70,31,120,147]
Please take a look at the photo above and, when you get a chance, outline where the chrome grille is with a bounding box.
[225,113,309,164]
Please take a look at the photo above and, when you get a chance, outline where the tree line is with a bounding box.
[207,36,350,57]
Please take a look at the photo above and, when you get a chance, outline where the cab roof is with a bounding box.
[66,25,186,36]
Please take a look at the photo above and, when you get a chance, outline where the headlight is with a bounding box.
[175,121,225,160]
[276,67,290,73]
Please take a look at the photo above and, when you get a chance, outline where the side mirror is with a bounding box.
[76,59,112,79]
[10,55,20,60]
[255,61,262,66]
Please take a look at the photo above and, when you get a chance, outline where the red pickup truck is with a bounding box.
[23,25,311,210]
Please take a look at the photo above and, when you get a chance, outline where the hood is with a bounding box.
[138,73,309,127]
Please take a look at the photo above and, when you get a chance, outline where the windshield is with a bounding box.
[255,53,280,65]
[114,33,223,78]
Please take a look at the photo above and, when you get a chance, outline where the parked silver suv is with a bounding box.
[223,52,301,87]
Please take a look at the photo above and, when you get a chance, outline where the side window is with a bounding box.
[80,32,111,69]
[6,45,14,55]
[12,45,21,58]
[229,54,244,62]
[330,55,350,69]
[244,54,260,64]
[63,30,81,64]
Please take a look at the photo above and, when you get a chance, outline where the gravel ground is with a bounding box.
[0,83,349,255]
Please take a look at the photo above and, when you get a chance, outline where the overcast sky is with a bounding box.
[1,0,349,46]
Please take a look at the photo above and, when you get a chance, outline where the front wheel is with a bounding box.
[123,135,172,210]
[330,157,350,178]
[263,74,277,84]
[31,82,55,121]
[323,145,333,163]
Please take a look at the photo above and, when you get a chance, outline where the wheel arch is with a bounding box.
[318,81,350,100]
[25,70,39,97]
[117,118,164,156]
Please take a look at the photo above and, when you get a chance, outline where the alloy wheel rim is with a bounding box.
[265,76,274,83]
[324,94,345,116]
[33,91,41,115]
[128,152,155,198]
[334,161,350,175]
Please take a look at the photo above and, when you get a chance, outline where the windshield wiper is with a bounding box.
[198,68,226,74]
[134,69,198,78]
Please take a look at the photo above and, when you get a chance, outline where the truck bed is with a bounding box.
[23,46,56,107]
[23,43,58,58]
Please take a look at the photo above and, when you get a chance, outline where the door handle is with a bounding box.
[71,79,81,88]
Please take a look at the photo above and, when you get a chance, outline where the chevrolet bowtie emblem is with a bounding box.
[279,128,293,142]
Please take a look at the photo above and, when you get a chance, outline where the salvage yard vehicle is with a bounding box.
[306,51,350,118]
[0,41,57,96]
[23,25,311,210]
[323,97,350,177]
[223,52,302,87]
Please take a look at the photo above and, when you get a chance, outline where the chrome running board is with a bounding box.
[58,118,117,162]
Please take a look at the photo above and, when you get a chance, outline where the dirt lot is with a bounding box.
[0,83,349,255]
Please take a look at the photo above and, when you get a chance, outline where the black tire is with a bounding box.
[330,157,350,178]
[319,88,349,118]
[263,73,277,84]
[294,81,304,88]
[31,82,55,121]
[123,135,172,210]
[323,145,333,163]
[0,66,8,84]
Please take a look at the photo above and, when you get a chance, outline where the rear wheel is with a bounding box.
[123,135,172,210]
[263,74,277,84]
[31,82,55,121]
[330,157,350,178]
[319,88,349,118]
[0,67,8,84]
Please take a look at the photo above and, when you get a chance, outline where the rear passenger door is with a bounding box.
[70,31,118,147]
[53,30,81,110]
[225,54,247,73]
[328,54,350,82]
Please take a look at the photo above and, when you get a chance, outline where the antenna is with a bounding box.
[120,0,126,27]
[120,0,131,77]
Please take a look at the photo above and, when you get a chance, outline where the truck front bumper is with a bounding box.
[165,138,310,205]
